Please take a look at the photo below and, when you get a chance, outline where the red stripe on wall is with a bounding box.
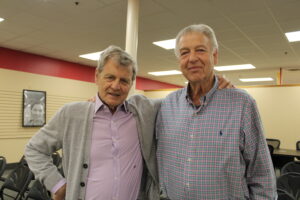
[0,47,95,82]
[0,47,182,90]
[136,76,182,90]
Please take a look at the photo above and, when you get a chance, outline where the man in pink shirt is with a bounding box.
[25,45,160,200]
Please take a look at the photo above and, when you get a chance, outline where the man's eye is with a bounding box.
[106,76,114,80]
[196,49,206,52]
[180,51,188,56]
[121,79,130,85]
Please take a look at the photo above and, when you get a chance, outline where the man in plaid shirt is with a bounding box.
[156,24,277,199]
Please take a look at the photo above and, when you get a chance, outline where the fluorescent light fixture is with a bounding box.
[285,31,300,42]
[214,64,255,71]
[0,18,4,22]
[153,39,176,50]
[148,70,182,76]
[239,77,273,82]
[79,51,102,61]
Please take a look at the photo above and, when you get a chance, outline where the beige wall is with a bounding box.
[0,68,144,163]
[0,68,97,162]
[1,67,299,162]
[144,85,300,150]
[244,86,300,149]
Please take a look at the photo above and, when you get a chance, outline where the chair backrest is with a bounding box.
[24,180,51,200]
[268,144,274,155]
[0,156,6,178]
[277,190,295,200]
[266,138,280,149]
[297,141,300,151]
[0,164,33,200]
[277,172,300,200]
[19,155,28,166]
[281,161,300,175]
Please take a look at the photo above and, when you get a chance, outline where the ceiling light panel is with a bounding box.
[285,31,300,42]
[214,64,256,71]
[79,51,102,61]
[148,70,182,76]
[153,39,176,50]
[239,77,273,82]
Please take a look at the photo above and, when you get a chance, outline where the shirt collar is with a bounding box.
[184,75,219,106]
[94,93,129,114]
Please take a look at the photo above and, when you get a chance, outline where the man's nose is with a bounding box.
[111,80,121,90]
[188,51,198,63]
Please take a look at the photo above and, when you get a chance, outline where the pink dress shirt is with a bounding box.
[84,95,143,200]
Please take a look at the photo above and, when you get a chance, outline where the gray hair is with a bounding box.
[174,24,219,58]
[97,45,137,81]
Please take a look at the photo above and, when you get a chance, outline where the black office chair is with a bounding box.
[277,172,300,200]
[266,138,280,149]
[277,190,295,200]
[267,145,275,167]
[0,164,33,200]
[296,141,300,160]
[19,155,28,167]
[24,180,51,200]
[268,144,274,155]
[0,156,6,179]
[281,161,300,175]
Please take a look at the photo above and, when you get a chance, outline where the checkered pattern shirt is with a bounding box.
[156,77,277,200]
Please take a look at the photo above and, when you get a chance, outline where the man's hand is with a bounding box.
[53,184,66,200]
[217,74,235,89]
[87,96,96,102]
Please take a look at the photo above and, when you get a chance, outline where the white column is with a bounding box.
[125,0,139,95]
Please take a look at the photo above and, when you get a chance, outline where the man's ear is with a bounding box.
[213,49,218,65]
[95,70,99,82]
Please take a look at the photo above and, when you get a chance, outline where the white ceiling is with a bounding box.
[1,0,300,87]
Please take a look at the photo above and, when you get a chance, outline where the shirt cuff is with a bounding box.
[51,178,66,194]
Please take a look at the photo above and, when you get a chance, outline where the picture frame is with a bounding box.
[22,89,46,127]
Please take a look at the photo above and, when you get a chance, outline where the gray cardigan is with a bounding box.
[25,95,161,200]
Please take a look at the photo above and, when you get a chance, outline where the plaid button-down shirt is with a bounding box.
[156,77,277,200]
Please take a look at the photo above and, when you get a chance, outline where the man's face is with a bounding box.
[95,58,133,112]
[178,32,218,84]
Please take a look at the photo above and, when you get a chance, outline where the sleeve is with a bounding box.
[241,98,277,199]
[51,178,67,194]
[24,106,65,191]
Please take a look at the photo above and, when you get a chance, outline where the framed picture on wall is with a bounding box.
[22,89,46,127]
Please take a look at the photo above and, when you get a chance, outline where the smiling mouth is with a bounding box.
[187,66,202,71]
[108,92,121,97]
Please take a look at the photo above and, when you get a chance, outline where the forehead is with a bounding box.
[179,32,211,49]
[101,59,133,76]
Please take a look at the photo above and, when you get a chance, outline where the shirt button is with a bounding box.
[80,182,85,187]
[187,158,191,162]
[186,183,190,187]
[190,135,194,138]
[83,163,88,168]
